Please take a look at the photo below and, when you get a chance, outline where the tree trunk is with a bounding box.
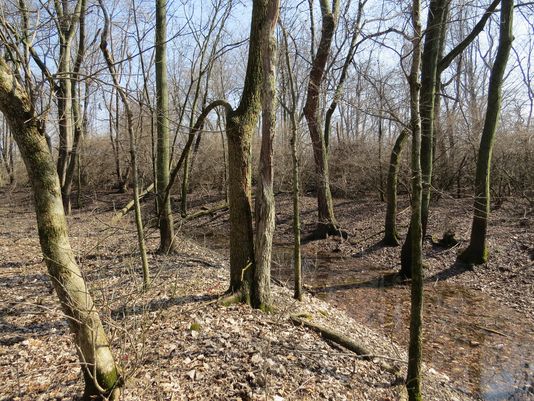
[0,59,122,401]
[281,24,302,301]
[226,0,279,303]
[383,129,409,246]
[458,0,514,265]
[406,0,424,397]
[54,0,85,215]
[63,0,87,215]
[155,0,176,254]
[291,111,302,301]
[400,0,448,278]
[226,115,256,301]
[420,0,448,237]
[303,0,340,235]
[253,17,278,310]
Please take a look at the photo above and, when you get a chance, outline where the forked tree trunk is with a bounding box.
[54,0,84,215]
[226,0,279,303]
[458,0,514,265]
[406,0,423,397]
[0,59,121,401]
[62,0,87,215]
[155,0,176,254]
[303,0,340,236]
[383,128,409,246]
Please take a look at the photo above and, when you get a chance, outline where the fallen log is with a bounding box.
[111,183,154,223]
[290,315,402,376]
[180,203,228,223]
[290,315,371,358]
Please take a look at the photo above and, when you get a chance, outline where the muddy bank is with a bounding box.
[184,193,534,400]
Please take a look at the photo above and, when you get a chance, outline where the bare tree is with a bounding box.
[99,0,150,288]
[155,0,176,254]
[405,0,423,397]
[0,57,122,401]
[280,22,303,300]
[303,0,343,239]
[458,0,514,265]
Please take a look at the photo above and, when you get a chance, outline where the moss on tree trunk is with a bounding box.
[459,0,514,265]
[0,59,121,400]
[303,0,340,233]
[383,129,409,246]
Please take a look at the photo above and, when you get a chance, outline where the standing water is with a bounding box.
[196,233,534,400]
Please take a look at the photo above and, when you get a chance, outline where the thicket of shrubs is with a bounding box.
[2,128,532,207]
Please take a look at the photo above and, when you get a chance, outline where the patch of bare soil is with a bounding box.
[0,189,473,401]
[183,191,533,400]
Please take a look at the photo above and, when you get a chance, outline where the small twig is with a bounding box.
[474,324,509,338]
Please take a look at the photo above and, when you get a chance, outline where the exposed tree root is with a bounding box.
[304,222,349,242]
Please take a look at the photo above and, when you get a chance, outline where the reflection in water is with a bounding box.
[195,235,533,400]
[270,247,534,401]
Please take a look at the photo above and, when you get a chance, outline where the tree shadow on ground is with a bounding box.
[425,261,473,283]
[351,240,387,258]
[310,272,405,294]
[110,293,220,321]
[0,316,67,346]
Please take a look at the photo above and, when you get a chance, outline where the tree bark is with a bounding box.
[303,0,340,234]
[54,0,84,215]
[155,0,176,254]
[253,15,277,310]
[458,0,514,265]
[281,24,302,301]
[383,129,409,246]
[227,0,279,303]
[0,58,121,401]
[405,0,424,398]
[400,0,448,278]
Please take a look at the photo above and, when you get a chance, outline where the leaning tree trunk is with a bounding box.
[458,0,514,265]
[0,59,121,401]
[383,128,409,246]
[400,0,448,278]
[303,0,341,237]
[155,0,175,254]
[405,0,424,397]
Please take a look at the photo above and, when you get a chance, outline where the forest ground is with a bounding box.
[183,189,533,400]
[0,188,532,400]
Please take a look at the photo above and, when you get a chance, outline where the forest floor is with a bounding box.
[0,188,532,400]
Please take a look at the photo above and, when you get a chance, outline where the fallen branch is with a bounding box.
[474,324,509,337]
[290,315,402,376]
[111,183,154,223]
[180,203,228,223]
[290,315,371,358]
